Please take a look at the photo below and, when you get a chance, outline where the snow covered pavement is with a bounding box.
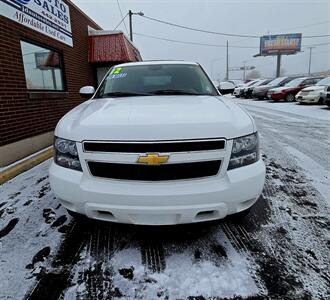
[0,101,329,299]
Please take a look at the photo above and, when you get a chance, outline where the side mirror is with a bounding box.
[79,86,95,98]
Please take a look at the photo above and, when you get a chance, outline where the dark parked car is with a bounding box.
[267,77,324,102]
[252,76,298,100]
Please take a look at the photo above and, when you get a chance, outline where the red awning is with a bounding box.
[88,31,142,63]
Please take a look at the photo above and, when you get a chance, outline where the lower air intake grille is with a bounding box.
[88,160,221,181]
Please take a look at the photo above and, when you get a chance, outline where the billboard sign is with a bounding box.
[260,33,302,56]
[0,0,72,46]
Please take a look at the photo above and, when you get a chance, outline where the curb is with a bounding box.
[0,148,54,185]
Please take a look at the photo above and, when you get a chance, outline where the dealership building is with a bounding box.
[0,0,142,167]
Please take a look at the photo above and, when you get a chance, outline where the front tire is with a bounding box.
[285,93,295,102]
[318,97,324,105]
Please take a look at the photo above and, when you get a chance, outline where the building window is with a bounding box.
[20,41,64,91]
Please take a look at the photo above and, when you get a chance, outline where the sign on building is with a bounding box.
[259,33,302,56]
[0,0,72,46]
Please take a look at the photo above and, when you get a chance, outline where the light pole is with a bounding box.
[128,10,144,42]
[242,61,246,81]
[307,46,315,75]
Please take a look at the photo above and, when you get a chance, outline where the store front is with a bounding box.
[0,0,142,167]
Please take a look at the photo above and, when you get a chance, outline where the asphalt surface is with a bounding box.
[0,99,329,300]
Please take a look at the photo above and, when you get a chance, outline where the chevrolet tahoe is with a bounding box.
[49,61,265,225]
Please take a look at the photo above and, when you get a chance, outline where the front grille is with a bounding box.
[83,140,225,153]
[88,160,221,181]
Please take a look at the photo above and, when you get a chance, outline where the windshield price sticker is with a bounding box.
[108,67,127,79]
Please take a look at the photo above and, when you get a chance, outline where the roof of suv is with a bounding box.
[115,60,199,68]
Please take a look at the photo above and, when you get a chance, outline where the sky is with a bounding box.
[72,0,330,81]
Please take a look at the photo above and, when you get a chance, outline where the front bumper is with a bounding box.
[296,94,320,103]
[269,93,285,101]
[49,160,266,225]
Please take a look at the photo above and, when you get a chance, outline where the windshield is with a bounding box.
[95,64,218,98]
[257,79,272,86]
[267,77,286,86]
[246,80,257,86]
[284,78,305,87]
[316,77,330,86]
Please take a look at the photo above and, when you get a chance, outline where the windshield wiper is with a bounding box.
[101,91,152,98]
[150,89,212,96]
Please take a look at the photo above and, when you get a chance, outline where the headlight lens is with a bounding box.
[54,137,82,171]
[228,132,259,170]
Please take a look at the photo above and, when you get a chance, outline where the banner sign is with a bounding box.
[0,0,72,46]
[260,33,302,56]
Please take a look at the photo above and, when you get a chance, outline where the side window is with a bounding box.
[20,40,65,91]
[303,79,314,86]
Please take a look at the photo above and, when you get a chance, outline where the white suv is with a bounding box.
[49,61,265,225]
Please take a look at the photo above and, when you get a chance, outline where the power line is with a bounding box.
[138,14,330,39]
[134,32,258,48]
[276,20,330,31]
[135,32,330,50]
[139,15,260,38]
[115,0,129,35]
[113,12,128,31]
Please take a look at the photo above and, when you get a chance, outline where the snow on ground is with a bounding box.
[232,98,330,121]
[0,160,69,300]
[284,145,330,205]
[108,230,258,299]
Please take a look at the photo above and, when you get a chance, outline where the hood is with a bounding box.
[301,85,325,92]
[254,84,272,91]
[55,96,255,141]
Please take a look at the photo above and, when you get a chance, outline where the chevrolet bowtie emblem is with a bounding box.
[137,153,169,166]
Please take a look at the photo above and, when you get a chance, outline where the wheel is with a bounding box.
[67,209,85,220]
[285,93,295,102]
[318,97,324,105]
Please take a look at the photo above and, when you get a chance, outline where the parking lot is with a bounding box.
[0,99,329,300]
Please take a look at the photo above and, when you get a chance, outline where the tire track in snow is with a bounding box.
[24,220,90,300]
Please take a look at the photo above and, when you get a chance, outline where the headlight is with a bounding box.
[54,137,82,171]
[228,132,259,170]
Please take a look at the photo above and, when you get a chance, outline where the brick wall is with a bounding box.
[0,0,102,147]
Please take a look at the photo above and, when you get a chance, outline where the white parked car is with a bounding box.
[49,61,265,225]
[218,81,235,94]
[233,80,258,97]
[296,76,330,104]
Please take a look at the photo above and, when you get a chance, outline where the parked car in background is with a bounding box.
[323,86,330,107]
[267,77,324,102]
[243,78,273,99]
[233,80,259,98]
[228,79,244,87]
[296,77,330,104]
[252,76,298,100]
[218,81,236,94]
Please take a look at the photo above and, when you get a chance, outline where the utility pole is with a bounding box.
[242,61,246,81]
[276,54,281,77]
[226,40,229,80]
[128,10,133,42]
[127,10,144,42]
[308,47,315,75]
